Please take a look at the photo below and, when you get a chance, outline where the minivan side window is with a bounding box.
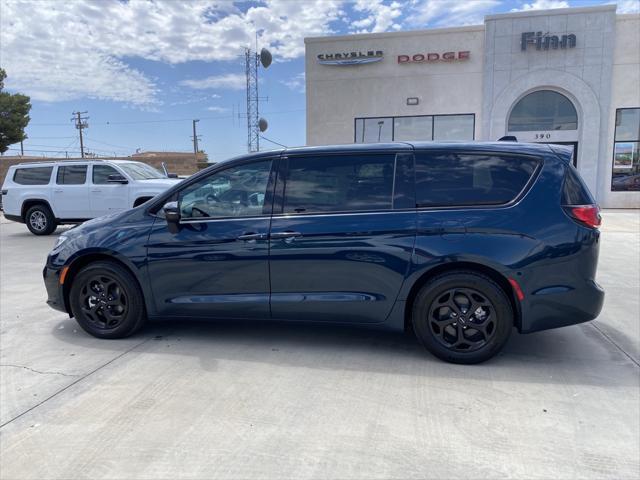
[93,165,120,185]
[57,165,87,185]
[282,154,395,213]
[415,152,539,207]
[13,167,53,185]
[178,160,272,219]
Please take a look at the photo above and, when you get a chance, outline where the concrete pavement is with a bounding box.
[0,211,638,479]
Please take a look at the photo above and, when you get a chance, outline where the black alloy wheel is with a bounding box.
[412,271,513,364]
[70,261,146,339]
[79,274,129,329]
[428,287,496,352]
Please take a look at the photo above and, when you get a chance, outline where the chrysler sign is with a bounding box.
[317,50,383,65]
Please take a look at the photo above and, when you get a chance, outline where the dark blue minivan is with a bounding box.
[43,142,604,363]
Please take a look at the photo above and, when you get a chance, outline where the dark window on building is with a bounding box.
[611,108,640,192]
[56,165,87,185]
[92,165,120,185]
[283,155,395,213]
[508,90,578,131]
[13,167,53,185]
[355,114,475,143]
[415,152,539,207]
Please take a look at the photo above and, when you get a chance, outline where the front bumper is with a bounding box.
[43,266,68,314]
[520,279,605,333]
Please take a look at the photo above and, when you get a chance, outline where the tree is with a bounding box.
[0,68,31,154]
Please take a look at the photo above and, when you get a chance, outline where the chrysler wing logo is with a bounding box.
[317,50,383,65]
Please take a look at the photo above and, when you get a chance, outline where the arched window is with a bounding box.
[508,90,578,131]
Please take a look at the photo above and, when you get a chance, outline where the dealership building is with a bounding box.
[304,4,640,208]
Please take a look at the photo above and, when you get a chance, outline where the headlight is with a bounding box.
[52,235,68,250]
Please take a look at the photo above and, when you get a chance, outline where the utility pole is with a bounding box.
[72,111,89,158]
[191,119,201,160]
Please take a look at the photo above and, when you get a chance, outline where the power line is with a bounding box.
[29,108,305,127]
[259,135,287,148]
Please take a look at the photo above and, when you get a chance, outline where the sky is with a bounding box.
[1,0,638,162]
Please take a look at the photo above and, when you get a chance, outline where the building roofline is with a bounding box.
[304,24,484,44]
[484,4,617,21]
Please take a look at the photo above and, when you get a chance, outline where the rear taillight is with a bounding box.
[564,204,601,229]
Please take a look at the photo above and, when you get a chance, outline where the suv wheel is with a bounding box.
[69,261,147,339]
[412,271,513,364]
[25,204,57,235]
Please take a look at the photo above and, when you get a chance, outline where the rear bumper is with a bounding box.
[43,266,68,314]
[519,279,604,333]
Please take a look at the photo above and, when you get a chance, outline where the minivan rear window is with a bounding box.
[562,164,594,205]
[13,167,53,185]
[415,153,540,207]
[282,154,395,213]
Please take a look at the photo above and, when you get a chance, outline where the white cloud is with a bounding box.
[616,0,640,13]
[206,106,230,113]
[180,73,246,90]
[280,73,305,93]
[352,0,403,33]
[406,0,500,27]
[513,0,570,12]
[0,0,344,106]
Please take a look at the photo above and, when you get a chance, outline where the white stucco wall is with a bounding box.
[305,26,485,145]
[602,14,640,208]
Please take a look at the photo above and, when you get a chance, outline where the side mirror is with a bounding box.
[167,173,179,178]
[107,174,128,184]
[163,201,181,234]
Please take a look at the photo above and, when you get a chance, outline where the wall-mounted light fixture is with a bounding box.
[406,97,419,106]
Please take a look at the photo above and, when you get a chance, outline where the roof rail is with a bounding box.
[14,158,111,166]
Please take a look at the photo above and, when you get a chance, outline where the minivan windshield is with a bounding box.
[117,162,166,180]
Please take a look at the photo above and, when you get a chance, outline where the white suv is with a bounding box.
[1,160,182,235]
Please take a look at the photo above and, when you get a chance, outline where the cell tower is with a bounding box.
[244,46,272,152]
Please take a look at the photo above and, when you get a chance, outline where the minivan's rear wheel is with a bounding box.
[412,271,513,364]
[69,261,146,339]
[25,204,57,235]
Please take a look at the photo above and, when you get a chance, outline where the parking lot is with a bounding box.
[0,210,638,479]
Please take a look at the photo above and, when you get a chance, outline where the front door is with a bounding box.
[90,164,130,217]
[268,152,415,324]
[146,158,275,318]
[52,164,89,219]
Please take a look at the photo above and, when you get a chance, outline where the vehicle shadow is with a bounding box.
[50,316,638,387]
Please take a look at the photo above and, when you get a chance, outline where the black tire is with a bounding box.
[25,204,57,235]
[69,261,147,339]
[412,271,513,364]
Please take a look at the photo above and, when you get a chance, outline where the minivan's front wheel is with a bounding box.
[412,271,513,364]
[25,204,57,235]
[69,261,146,339]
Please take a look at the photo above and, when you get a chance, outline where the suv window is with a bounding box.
[56,165,87,185]
[93,165,120,185]
[415,152,539,207]
[282,154,395,213]
[13,167,53,185]
[178,160,272,219]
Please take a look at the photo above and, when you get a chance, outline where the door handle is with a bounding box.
[270,231,302,241]
[237,232,266,241]
[54,189,63,193]
[91,189,102,193]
